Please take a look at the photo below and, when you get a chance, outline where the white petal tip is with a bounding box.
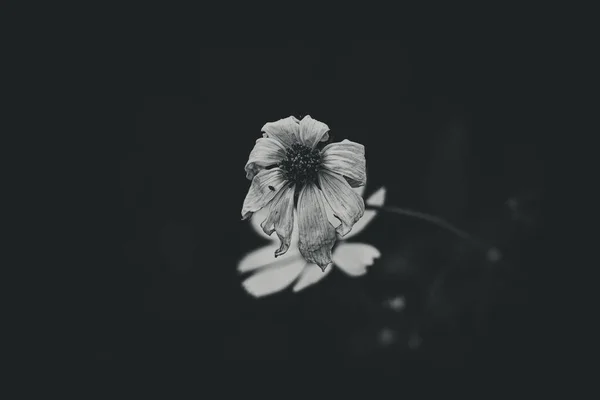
[241,283,264,298]
[366,187,387,206]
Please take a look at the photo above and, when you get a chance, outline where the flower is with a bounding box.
[238,186,386,297]
[241,115,367,271]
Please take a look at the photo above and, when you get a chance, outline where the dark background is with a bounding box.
[90,40,544,377]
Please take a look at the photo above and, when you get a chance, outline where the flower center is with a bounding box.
[279,143,322,185]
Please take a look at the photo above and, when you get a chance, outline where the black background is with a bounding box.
[88,40,544,378]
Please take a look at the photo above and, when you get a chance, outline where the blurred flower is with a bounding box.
[241,116,367,270]
[377,328,397,346]
[486,247,502,263]
[384,296,406,312]
[238,186,386,297]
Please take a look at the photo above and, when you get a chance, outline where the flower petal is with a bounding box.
[297,182,337,271]
[353,185,366,198]
[241,168,287,220]
[238,242,302,273]
[293,263,333,292]
[333,243,381,277]
[321,139,366,188]
[318,170,365,237]
[344,186,386,239]
[261,116,300,148]
[260,184,296,257]
[238,244,279,272]
[244,138,287,180]
[250,208,274,241]
[241,257,306,297]
[298,115,330,148]
[366,186,386,207]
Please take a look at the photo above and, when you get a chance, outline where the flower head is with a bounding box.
[241,116,367,271]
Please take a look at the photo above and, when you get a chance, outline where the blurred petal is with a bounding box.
[241,168,287,220]
[260,184,296,257]
[333,243,381,276]
[344,187,386,239]
[318,170,365,237]
[298,115,330,148]
[366,186,386,207]
[297,182,336,271]
[320,139,366,188]
[241,257,306,297]
[293,263,333,292]
[238,244,302,273]
[239,244,276,272]
[261,116,299,148]
[244,138,287,180]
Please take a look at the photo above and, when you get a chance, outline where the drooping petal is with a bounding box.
[298,115,330,148]
[250,208,273,241]
[292,263,333,292]
[297,182,337,271]
[241,257,306,297]
[320,139,366,188]
[324,180,368,233]
[333,243,381,277]
[241,168,287,220]
[344,186,386,239]
[260,184,296,257]
[353,184,366,198]
[261,116,300,148]
[238,243,302,273]
[244,138,287,180]
[318,170,365,237]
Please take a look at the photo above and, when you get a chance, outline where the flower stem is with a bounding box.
[366,205,495,252]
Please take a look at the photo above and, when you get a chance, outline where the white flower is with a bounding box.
[238,186,386,297]
[241,115,367,270]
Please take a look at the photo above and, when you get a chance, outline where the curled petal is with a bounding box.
[250,208,273,241]
[344,187,386,239]
[321,139,366,188]
[298,115,330,148]
[260,184,296,257]
[292,263,333,292]
[241,258,306,297]
[241,168,287,220]
[333,243,381,277]
[261,116,300,148]
[251,208,301,248]
[318,170,365,237]
[244,138,287,180]
[297,182,337,271]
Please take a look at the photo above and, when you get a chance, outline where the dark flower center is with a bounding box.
[279,143,322,185]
